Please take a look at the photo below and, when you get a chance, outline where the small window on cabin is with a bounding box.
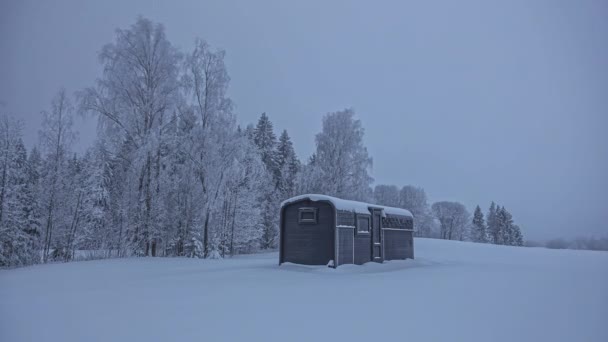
[357,216,370,234]
[298,208,318,224]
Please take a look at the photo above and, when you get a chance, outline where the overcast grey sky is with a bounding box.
[1,0,607,240]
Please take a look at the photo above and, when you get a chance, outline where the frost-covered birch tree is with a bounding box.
[304,108,373,201]
[373,185,400,208]
[216,129,266,256]
[79,18,181,256]
[38,89,77,262]
[79,140,112,254]
[399,185,434,237]
[180,38,238,257]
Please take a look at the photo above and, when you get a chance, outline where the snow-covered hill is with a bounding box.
[1,238,607,342]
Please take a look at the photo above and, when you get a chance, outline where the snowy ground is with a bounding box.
[1,238,607,342]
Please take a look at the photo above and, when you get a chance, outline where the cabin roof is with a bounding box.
[281,194,413,218]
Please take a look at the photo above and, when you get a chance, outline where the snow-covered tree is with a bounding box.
[485,202,524,246]
[399,185,434,237]
[0,115,40,266]
[38,88,77,262]
[471,205,488,243]
[0,114,22,230]
[495,206,511,245]
[307,108,373,201]
[79,17,182,256]
[218,131,267,255]
[58,154,86,261]
[181,38,241,257]
[276,129,300,198]
[374,185,400,208]
[252,113,282,249]
[487,201,499,244]
[495,206,524,246]
[295,154,324,195]
[253,113,279,181]
[431,201,470,241]
[24,147,43,259]
[79,140,112,253]
[511,224,524,246]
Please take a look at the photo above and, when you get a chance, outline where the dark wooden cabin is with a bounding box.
[279,194,414,267]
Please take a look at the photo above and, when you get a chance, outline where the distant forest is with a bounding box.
[0,18,604,267]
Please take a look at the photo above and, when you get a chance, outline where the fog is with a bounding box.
[1,0,607,240]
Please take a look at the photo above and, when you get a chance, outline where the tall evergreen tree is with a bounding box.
[487,201,499,244]
[512,224,524,246]
[276,129,300,198]
[253,113,279,181]
[494,206,524,246]
[253,113,280,249]
[0,138,40,266]
[471,205,488,243]
[494,206,515,246]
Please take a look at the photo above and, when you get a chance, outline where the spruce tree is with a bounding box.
[500,206,514,246]
[493,206,503,245]
[487,202,498,244]
[253,113,279,181]
[276,130,300,198]
[512,224,524,246]
[500,206,524,246]
[253,113,280,249]
[0,139,39,266]
[471,205,488,243]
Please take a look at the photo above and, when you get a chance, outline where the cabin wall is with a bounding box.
[336,211,372,266]
[336,227,354,265]
[382,215,414,261]
[335,228,371,266]
[337,210,355,227]
[354,233,371,265]
[384,230,413,260]
[281,200,335,265]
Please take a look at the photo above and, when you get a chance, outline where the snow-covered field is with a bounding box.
[1,238,607,342]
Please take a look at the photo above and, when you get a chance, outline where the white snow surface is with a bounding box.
[281,193,413,217]
[1,238,607,342]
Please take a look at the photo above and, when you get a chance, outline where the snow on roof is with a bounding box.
[281,194,413,218]
[382,205,414,217]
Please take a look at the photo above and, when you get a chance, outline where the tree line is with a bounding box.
[372,185,524,246]
[1,17,527,267]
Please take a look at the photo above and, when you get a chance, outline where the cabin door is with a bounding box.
[371,209,383,262]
